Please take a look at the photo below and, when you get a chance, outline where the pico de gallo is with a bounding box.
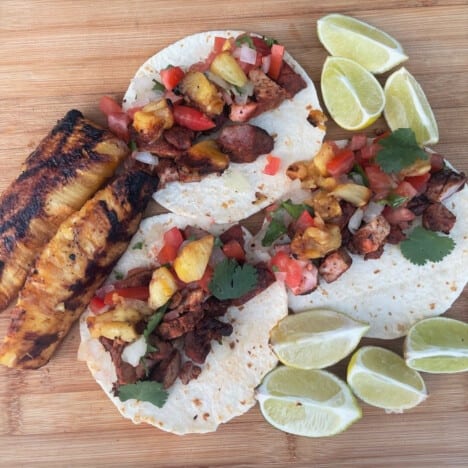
[261,128,466,295]
[98,33,311,187]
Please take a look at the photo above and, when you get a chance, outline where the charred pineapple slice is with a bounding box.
[148,266,178,309]
[308,190,342,220]
[184,140,229,173]
[291,224,342,260]
[332,183,372,207]
[173,235,214,283]
[179,71,224,115]
[132,99,174,141]
[210,52,248,87]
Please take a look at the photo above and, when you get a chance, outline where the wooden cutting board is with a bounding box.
[0,1,467,466]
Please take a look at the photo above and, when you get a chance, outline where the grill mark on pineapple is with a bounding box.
[17,332,59,364]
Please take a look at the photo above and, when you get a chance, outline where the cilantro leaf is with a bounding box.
[143,304,168,352]
[209,258,258,300]
[235,35,254,48]
[262,218,287,247]
[128,140,138,152]
[118,381,168,408]
[152,79,165,92]
[262,35,278,47]
[132,241,144,250]
[280,200,314,219]
[400,226,455,265]
[376,128,428,174]
[349,163,369,186]
[378,193,408,208]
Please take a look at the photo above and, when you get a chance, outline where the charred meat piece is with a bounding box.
[138,137,184,159]
[163,125,195,150]
[248,68,289,115]
[229,102,258,123]
[0,169,157,369]
[178,140,229,174]
[151,349,181,389]
[163,288,206,322]
[158,308,205,340]
[425,169,466,202]
[423,203,456,234]
[275,61,307,97]
[155,159,180,188]
[319,248,352,283]
[178,360,202,385]
[114,267,153,289]
[387,225,407,244]
[350,215,391,256]
[184,330,211,365]
[0,110,129,311]
[217,124,274,163]
[219,224,245,247]
[407,194,431,216]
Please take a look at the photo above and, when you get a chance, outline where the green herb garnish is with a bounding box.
[132,241,144,250]
[118,381,168,408]
[400,226,455,265]
[262,35,278,47]
[152,79,165,92]
[235,35,254,48]
[143,303,168,352]
[262,218,287,247]
[209,258,258,300]
[280,200,313,219]
[376,128,428,174]
[114,271,124,280]
[128,140,138,152]
[378,193,408,208]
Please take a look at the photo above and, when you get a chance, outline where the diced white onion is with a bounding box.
[363,201,385,223]
[348,208,364,234]
[95,283,115,299]
[262,54,271,74]
[239,44,257,65]
[205,71,231,91]
[233,81,254,105]
[121,336,147,367]
[133,151,159,166]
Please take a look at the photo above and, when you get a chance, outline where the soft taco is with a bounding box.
[121,30,325,223]
[78,213,287,434]
[251,132,467,338]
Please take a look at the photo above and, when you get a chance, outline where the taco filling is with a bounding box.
[116,30,325,223]
[79,214,288,434]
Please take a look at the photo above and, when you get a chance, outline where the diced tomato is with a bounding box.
[289,262,318,296]
[160,66,185,91]
[326,148,355,177]
[365,164,394,199]
[270,251,303,289]
[359,142,380,161]
[429,152,444,173]
[263,154,281,175]
[268,44,284,80]
[214,36,228,53]
[222,239,246,262]
[347,134,368,151]
[382,206,416,225]
[173,105,216,131]
[394,180,418,200]
[196,265,213,292]
[104,286,149,305]
[89,296,106,314]
[251,36,271,57]
[404,173,431,194]
[294,209,315,232]
[107,112,131,142]
[157,227,184,264]
[99,95,123,116]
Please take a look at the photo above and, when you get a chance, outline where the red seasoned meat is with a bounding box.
[139,137,184,158]
[158,308,204,340]
[163,125,195,150]
[155,159,180,188]
[275,61,307,97]
[407,194,430,216]
[150,349,181,389]
[350,215,391,255]
[318,248,352,283]
[114,267,153,289]
[163,288,206,322]
[386,225,407,244]
[217,124,274,163]
[219,224,245,246]
[248,68,288,115]
[425,169,466,202]
[184,330,211,364]
[229,102,258,122]
[422,203,456,234]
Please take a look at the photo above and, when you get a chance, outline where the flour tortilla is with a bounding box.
[123,30,325,223]
[78,213,288,434]
[252,163,468,339]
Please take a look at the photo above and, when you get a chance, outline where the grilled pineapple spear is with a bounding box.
[0,168,157,369]
[0,110,129,311]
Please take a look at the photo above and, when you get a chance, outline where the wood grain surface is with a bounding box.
[0,1,467,466]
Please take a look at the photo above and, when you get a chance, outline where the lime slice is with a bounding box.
[317,13,408,74]
[384,67,439,145]
[404,317,468,373]
[257,366,362,437]
[347,346,427,412]
[270,309,369,369]
[321,56,385,131]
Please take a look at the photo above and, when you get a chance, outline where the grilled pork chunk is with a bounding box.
[0,110,129,311]
[0,169,157,369]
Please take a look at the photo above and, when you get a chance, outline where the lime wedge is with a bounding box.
[257,366,362,437]
[270,309,369,369]
[317,13,408,74]
[321,56,385,131]
[404,317,468,373]
[347,346,427,412]
[384,67,439,145]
